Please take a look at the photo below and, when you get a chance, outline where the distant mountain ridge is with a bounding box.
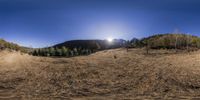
[53,39,126,51]
[3,33,200,54]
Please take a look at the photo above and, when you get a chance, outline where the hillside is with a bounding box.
[140,33,200,49]
[1,49,200,99]
[54,39,126,50]
[31,33,200,57]
[0,39,27,52]
[30,39,127,57]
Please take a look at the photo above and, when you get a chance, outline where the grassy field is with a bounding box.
[1,48,200,99]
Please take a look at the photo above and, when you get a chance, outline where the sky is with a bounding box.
[1,0,200,47]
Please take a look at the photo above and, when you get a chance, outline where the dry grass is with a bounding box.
[1,48,200,99]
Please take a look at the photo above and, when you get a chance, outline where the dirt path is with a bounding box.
[0,51,31,99]
[0,51,31,71]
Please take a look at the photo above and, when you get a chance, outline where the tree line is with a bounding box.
[126,33,200,53]
[2,33,200,56]
[31,46,92,57]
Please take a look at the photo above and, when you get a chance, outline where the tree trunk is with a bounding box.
[146,40,149,54]
[175,35,178,52]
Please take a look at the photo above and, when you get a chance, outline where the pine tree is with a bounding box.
[81,49,86,55]
[85,49,89,55]
[69,50,74,56]
[49,47,55,56]
[40,49,45,56]
[88,49,92,54]
[73,48,78,56]
[55,47,62,56]
[38,49,41,56]
[44,48,49,56]
[78,47,82,55]
[61,46,68,57]
[33,49,38,56]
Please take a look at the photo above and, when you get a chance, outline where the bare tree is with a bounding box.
[126,40,130,52]
[187,33,190,52]
[146,39,149,54]
[173,28,179,52]
[175,35,178,52]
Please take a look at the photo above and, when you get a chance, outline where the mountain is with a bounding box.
[53,39,126,51]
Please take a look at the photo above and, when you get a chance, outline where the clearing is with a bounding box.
[1,48,200,99]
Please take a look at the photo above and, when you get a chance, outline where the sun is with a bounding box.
[107,37,113,42]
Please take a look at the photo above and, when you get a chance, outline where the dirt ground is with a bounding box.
[1,48,200,99]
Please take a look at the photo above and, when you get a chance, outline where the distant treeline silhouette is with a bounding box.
[31,46,92,57]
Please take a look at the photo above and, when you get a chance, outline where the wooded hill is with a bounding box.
[31,39,126,57]
[54,39,126,50]
[2,33,200,57]
[129,33,200,50]
[27,33,200,57]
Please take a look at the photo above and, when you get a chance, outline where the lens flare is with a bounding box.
[107,38,113,42]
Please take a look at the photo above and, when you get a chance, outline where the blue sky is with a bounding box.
[0,0,200,47]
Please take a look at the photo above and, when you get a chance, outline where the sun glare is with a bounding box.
[107,38,113,42]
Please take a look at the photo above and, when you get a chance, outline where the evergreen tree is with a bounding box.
[40,49,45,56]
[38,49,41,56]
[78,47,82,55]
[88,49,92,54]
[81,49,86,55]
[44,48,50,56]
[73,48,78,56]
[33,49,38,56]
[61,46,68,57]
[131,38,140,47]
[49,47,55,56]
[69,50,74,56]
[55,47,62,56]
[85,49,89,55]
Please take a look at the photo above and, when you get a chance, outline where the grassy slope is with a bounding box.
[1,49,200,99]
[0,39,29,52]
